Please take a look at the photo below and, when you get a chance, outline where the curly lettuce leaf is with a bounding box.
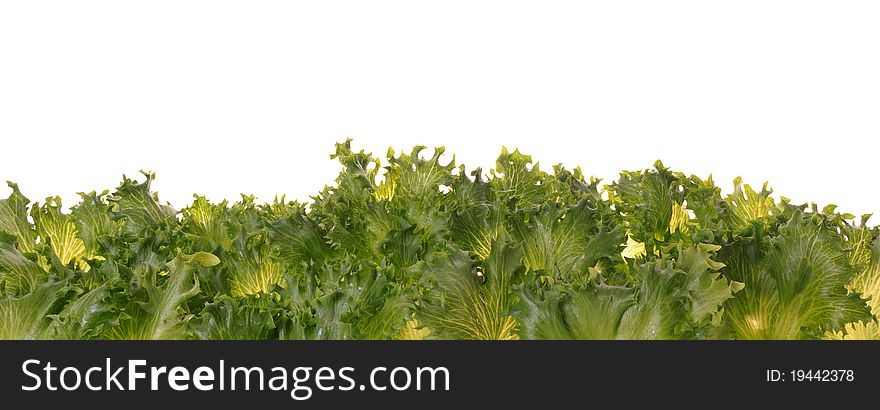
[0,281,72,339]
[274,258,412,340]
[416,241,522,340]
[0,238,48,295]
[848,236,880,316]
[108,172,176,235]
[516,285,635,340]
[512,201,624,283]
[490,148,548,213]
[721,177,778,232]
[825,321,880,340]
[0,182,38,254]
[610,161,685,248]
[70,191,119,259]
[190,295,276,340]
[48,282,126,339]
[515,243,737,340]
[32,197,88,268]
[105,252,213,340]
[721,214,872,339]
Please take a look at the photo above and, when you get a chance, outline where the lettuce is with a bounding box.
[1,140,876,340]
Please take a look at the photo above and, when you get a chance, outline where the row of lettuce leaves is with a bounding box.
[1,140,878,339]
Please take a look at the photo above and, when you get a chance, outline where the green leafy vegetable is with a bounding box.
[1,140,876,340]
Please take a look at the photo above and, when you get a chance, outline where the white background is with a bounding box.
[1,1,878,216]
